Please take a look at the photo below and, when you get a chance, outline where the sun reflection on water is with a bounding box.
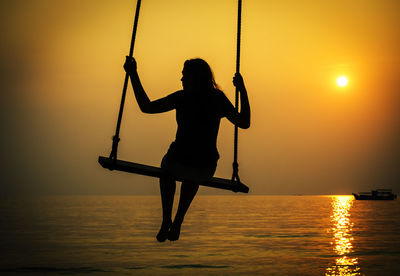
[326,196,361,276]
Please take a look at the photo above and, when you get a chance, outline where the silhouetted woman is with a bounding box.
[124,57,250,242]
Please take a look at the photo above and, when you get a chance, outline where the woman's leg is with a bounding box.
[157,175,176,242]
[168,181,199,241]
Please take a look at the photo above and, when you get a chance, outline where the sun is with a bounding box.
[337,76,348,87]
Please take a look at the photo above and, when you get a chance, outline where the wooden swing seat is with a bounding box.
[98,156,249,193]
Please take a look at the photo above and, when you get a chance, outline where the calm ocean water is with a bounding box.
[1,195,399,275]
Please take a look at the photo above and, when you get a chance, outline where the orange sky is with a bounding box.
[1,0,399,195]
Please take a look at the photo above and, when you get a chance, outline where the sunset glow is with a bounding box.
[1,1,400,274]
[1,0,400,196]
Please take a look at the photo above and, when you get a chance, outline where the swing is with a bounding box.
[98,0,249,193]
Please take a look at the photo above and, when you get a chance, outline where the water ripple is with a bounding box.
[162,264,230,269]
[0,266,110,274]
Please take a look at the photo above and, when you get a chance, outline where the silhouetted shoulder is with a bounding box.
[167,90,184,99]
[213,89,235,118]
[214,89,230,102]
[164,90,184,107]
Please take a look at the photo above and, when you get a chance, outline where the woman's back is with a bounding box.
[168,89,232,167]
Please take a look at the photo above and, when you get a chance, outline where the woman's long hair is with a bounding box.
[183,58,219,90]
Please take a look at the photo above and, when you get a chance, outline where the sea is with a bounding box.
[1,195,399,275]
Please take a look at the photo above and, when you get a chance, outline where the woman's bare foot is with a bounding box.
[156,220,172,242]
[167,222,182,241]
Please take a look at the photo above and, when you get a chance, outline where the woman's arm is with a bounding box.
[225,73,251,129]
[124,56,175,114]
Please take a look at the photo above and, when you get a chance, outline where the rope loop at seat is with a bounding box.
[109,135,120,159]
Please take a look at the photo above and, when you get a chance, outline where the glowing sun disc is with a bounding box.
[337,76,348,87]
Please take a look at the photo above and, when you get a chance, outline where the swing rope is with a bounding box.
[232,0,242,184]
[109,0,142,161]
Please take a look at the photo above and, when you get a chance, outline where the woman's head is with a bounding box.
[181,58,218,91]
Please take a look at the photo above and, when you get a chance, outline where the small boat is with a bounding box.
[352,189,397,200]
